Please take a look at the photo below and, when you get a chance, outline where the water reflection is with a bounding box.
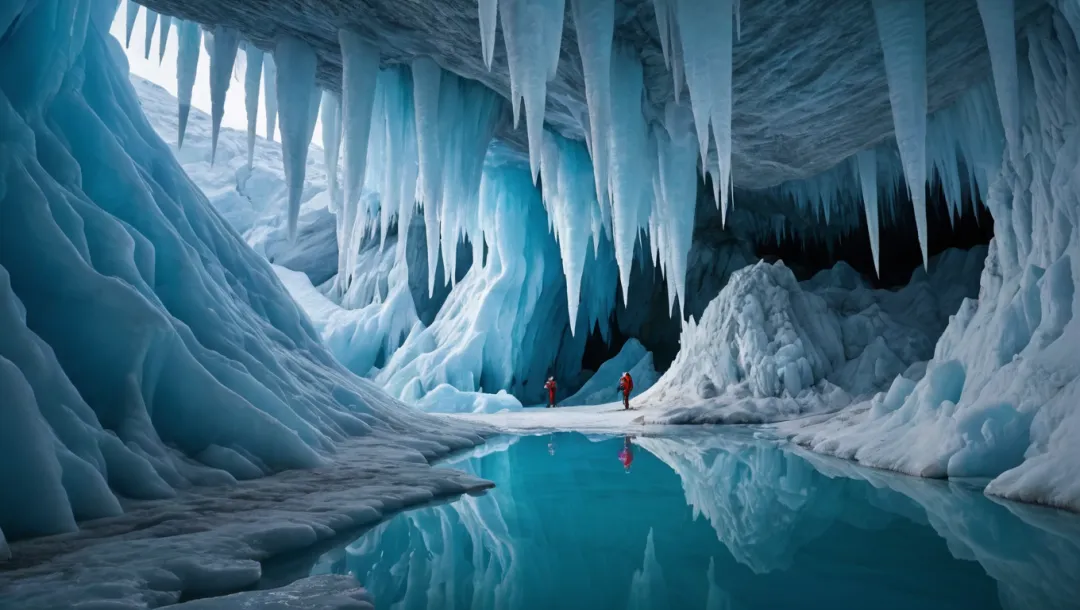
[302,431,1080,610]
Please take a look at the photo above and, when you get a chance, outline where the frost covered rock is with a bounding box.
[563,339,660,406]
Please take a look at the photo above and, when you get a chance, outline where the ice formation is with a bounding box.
[274,36,321,240]
[208,26,241,164]
[0,0,488,576]
[562,339,660,406]
[175,18,201,147]
[243,45,263,168]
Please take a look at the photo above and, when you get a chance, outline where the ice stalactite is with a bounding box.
[570,0,614,219]
[274,36,321,240]
[336,30,380,293]
[263,53,278,142]
[124,0,138,48]
[856,149,881,277]
[412,58,445,290]
[976,0,1020,154]
[243,45,263,169]
[607,44,653,302]
[871,0,929,267]
[175,19,201,148]
[478,0,498,70]
[498,0,566,182]
[321,90,343,209]
[142,9,157,60]
[209,26,241,165]
[673,0,735,223]
[157,15,171,63]
[654,101,699,314]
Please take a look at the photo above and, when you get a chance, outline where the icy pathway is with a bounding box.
[455,403,666,435]
[0,436,493,610]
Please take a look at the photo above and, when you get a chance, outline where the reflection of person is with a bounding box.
[618,435,634,472]
[548,435,556,456]
[544,376,558,408]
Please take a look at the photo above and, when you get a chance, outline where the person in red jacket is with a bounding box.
[544,376,558,408]
[617,372,634,410]
[618,435,634,472]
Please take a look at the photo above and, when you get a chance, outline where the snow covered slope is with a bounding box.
[0,0,487,583]
[641,247,985,423]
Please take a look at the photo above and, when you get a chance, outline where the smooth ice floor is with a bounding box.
[260,431,1080,610]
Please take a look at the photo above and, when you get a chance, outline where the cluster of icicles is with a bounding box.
[126,0,1020,329]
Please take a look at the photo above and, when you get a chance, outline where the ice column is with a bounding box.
[243,46,263,169]
[274,36,321,240]
[856,149,882,277]
[871,0,929,267]
[175,20,201,148]
[209,26,241,164]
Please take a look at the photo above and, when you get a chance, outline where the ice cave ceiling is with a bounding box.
[137,0,1045,189]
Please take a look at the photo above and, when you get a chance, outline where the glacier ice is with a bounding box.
[562,339,660,406]
[0,0,487,574]
[274,35,321,240]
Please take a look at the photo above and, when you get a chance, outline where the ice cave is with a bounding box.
[2,0,1080,608]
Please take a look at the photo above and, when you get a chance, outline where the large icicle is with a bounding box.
[976,0,1020,152]
[570,0,615,214]
[872,0,928,267]
[157,15,171,64]
[124,0,139,48]
[263,54,278,142]
[274,36,320,240]
[321,91,343,209]
[412,57,444,219]
[243,45,263,169]
[607,45,653,301]
[655,101,699,314]
[337,30,380,290]
[479,0,498,70]
[142,9,157,60]
[856,149,882,277]
[209,26,241,165]
[499,0,567,181]
[674,0,735,222]
[175,20,201,148]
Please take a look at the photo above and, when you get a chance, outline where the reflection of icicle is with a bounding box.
[628,529,670,610]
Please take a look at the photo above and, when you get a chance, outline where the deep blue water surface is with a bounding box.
[282,431,1080,610]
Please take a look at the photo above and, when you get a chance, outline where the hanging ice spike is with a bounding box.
[142,9,157,60]
[176,20,201,148]
[243,45,263,169]
[976,0,1021,154]
[571,0,615,216]
[321,90,343,209]
[856,149,881,277]
[209,26,241,165]
[479,0,498,70]
[274,36,321,241]
[158,15,171,64]
[872,0,928,268]
[124,0,139,48]
[263,54,278,142]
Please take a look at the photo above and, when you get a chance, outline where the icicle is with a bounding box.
[321,90,343,210]
[142,9,157,60]
[976,0,1020,153]
[479,0,498,70]
[856,149,881,277]
[656,101,698,314]
[157,15,171,63]
[337,30,380,289]
[607,45,653,302]
[176,20,201,149]
[243,46,263,169]
[872,0,928,267]
[674,0,735,221]
[570,0,614,213]
[734,0,742,41]
[412,57,444,217]
[124,0,139,48]
[209,26,241,165]
[652,0,672,67]
[499,0,566,182]
[274,36,320,241]
[263,54,278,142]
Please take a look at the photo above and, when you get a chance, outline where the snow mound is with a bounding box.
[563,339,660,406]
[642,248,985,423]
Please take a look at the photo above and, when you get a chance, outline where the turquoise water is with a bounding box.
[291,431,1080,610]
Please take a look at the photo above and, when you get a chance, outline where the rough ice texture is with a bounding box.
[640,247,986,424]
[0,0,487,574]
[562,339,660,406]
[781,4,1080,513]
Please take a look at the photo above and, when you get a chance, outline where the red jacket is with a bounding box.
[544,379,557,393]
[618,374,634,394]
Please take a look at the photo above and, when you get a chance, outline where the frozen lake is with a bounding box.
[261,430,1080,610]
